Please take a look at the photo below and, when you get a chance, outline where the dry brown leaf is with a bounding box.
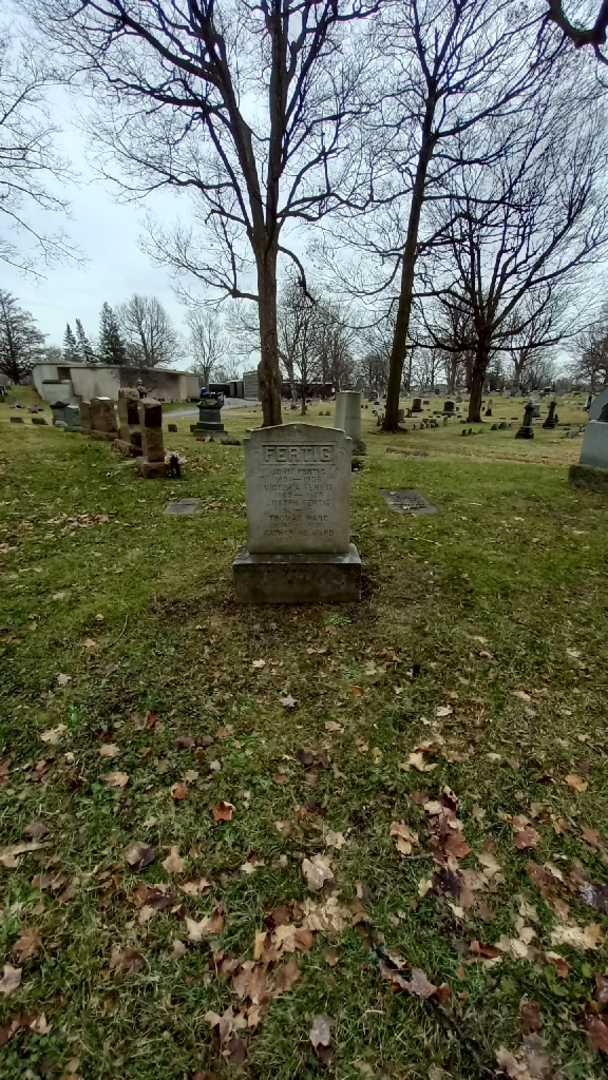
[520,1000,542,1034]
[98,743,120,759]
[550,922,601,951]
[588,1016,608,1053]
[23,821,49,841]
[124,842,156,871]
[104,771,129,789]
[444,831,471,860]
[185,909,225,941]
[404,968,439,999]
[274,957,301,994]
[406,751,438,773]
[109,946,145,974]
[170,782,189,801]
[179,878,211,896]
[514,826,541,851]
[301,854,334,891]
[581,827,603,850]
[162,846,185,875]
[12,928,42,963]
[212,800,235,822]
[325,830,347,850]
[564,773,588,793]
[40,723,67,744]
[0,964,22,995]
[0,841,47,869]
[309,1013,332,1061]
[390,821,419,857]
[28,1013,51,1036]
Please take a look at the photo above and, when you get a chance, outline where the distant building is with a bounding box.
[32,362,199,404]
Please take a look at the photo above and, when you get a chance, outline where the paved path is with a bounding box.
[167,398,257,420]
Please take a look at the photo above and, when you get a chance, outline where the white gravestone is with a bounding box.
[233,424,361,602]
[589,387,608,422]
[335,391,362,445]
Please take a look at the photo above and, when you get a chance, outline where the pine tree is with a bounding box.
[63,323,79,363]
[0,290,45,383]
[75,318,97,364]
[98,302,126,366]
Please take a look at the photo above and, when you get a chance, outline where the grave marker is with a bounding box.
[137,398,168,478]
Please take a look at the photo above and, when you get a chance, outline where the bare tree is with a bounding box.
[0,26,75,273]
[117,294,180,368]
[187,310,225,386]
[27,0,380,426]
[428,103,608,421]
[545,1,608,63]
[571,306,608,389]
[277,275,321,414]
[349,0,565,430]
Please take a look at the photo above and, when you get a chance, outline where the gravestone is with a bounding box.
[515,402,535,440]
[335,390,365,453]
[115,388,143,456]
[190,394,225,436]
[168,423,178,433]
[137,398,167,478]
[542,400,558,429]
[164,498,201,516]
[50,401,68,428]
[64,405,81,432]
[90,397,118,441]
[32,417,48,426]
[233,423,361,603]
[412,397,423,413]
[10,416,24,424]
[589,387,608,422]
[79,401,91,435]
[570,401,608,491]
[381,489,437,515]
[531,402,541,419]
[443,400,455,415]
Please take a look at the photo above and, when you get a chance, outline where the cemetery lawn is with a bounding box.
[2,393,608,1080]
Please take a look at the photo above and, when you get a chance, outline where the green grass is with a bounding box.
[1,389,607,1079]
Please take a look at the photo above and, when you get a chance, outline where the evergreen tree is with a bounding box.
[75,318,97,364]
[0,290,45,383]
[98,302,126,365]
[63,323,79,363]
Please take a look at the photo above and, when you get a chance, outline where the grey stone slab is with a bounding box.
[232,543,361,603]
[381,489,438,515]
[589,388,608,421]
[164,498,202,516]
[579,420,608,469]
[245,424,352,555]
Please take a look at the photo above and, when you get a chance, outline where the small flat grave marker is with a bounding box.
[381,489,438,515]
[164,498,202,516]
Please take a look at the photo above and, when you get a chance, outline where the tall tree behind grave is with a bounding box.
[117,294,179,368]
[98,302,126,366]
[75,318,96,364]
[25,0,382,428]
[0,290,45,383]
[63,322,78,363]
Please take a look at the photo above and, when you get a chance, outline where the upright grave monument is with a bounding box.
[569,400,608,492]
[64,405,81,432]
[515,401,535,440]
[190,393,225,437]
[115,388,143,456]
[90,397,118,441]
[335,390,365,454]
[137,398,168,478]
[233,424,361,603]
[79,401,92,435]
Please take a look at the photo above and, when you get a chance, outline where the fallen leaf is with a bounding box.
[0,964,22,995]
[588,1016,608,1053]
[124,842,156,871]
[212,800,235,822]
[390,821,419,856]
[565,774,588,793]
[29,1013,51,1036]
[12,928,42,963]
[109,946,145,974]
[23,821,49,841]
[579,882,608,914]
[40,723,67,744]
[514,826,541,850]
[581,827,603,850]
[170,782,189,801]
[325,830,347,850]
[104,771,129,789]
[302,854,334,891]
[252,659,266,669]
[403,967,439,999]
[186,909,225,941]
[179,878,211,896]
[56,673,72,687]
[279,694,297,709]
[436,705,453,718]
[309,1013,332,1060]
[162,846,185,875]
[444,831,471,860]
[406,751,437,773]
[99,743,120,759]
[520,1000,542,1034]
[550,922,601,951]
[0,840,47,868]
[274,957,301,993]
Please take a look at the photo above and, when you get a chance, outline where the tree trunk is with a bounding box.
[383,120,435,432]
[468,339,490,422]
[257,246,283,427]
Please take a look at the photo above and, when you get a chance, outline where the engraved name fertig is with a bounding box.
[262,444,335,464]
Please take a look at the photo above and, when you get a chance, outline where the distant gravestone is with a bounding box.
[168,423,178,433]
[64,404,81,432]
[31,417,48,426]
[138,398,167,478]
[542,400,558,429]
[443,400,455,415]
[164,498,201,516]
[10,416,24,424]
[233,423,361,603]
[190,394,225,436]
[115,388,142,455]
[412,397,423,413]
[515,402,535,440]
[381,489,437,515]
[79,401,92,435]
[589,387,608,422]
[90,397,118,441]
[50,401,68,427]
[335,390,364,452]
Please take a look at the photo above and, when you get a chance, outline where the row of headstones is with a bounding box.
[51,391,170,478]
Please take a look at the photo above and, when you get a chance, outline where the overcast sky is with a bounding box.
[4,81,196,353]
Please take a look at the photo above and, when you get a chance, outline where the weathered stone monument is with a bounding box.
[114,388,143,456]
[335,390,365,454]
[542,400,558,429]
[64,405,81,432]
[90,397,118,441]
[443,400,455,415]
[412,397,423,413]
[50,401,68,428]
[79,401,91,435]
[589,387,608,422]
[233,424,361,603]
[137,398,167,478]
[515,402,535,440]
[569,401,608,492]
[190,393,225,437]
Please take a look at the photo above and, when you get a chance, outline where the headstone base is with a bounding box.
[515,426,534,440]
[568,463,608,494]
[190,422,225,434]
[138,458,168,479]
[113,437,143,458]
[233,544,362,604]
